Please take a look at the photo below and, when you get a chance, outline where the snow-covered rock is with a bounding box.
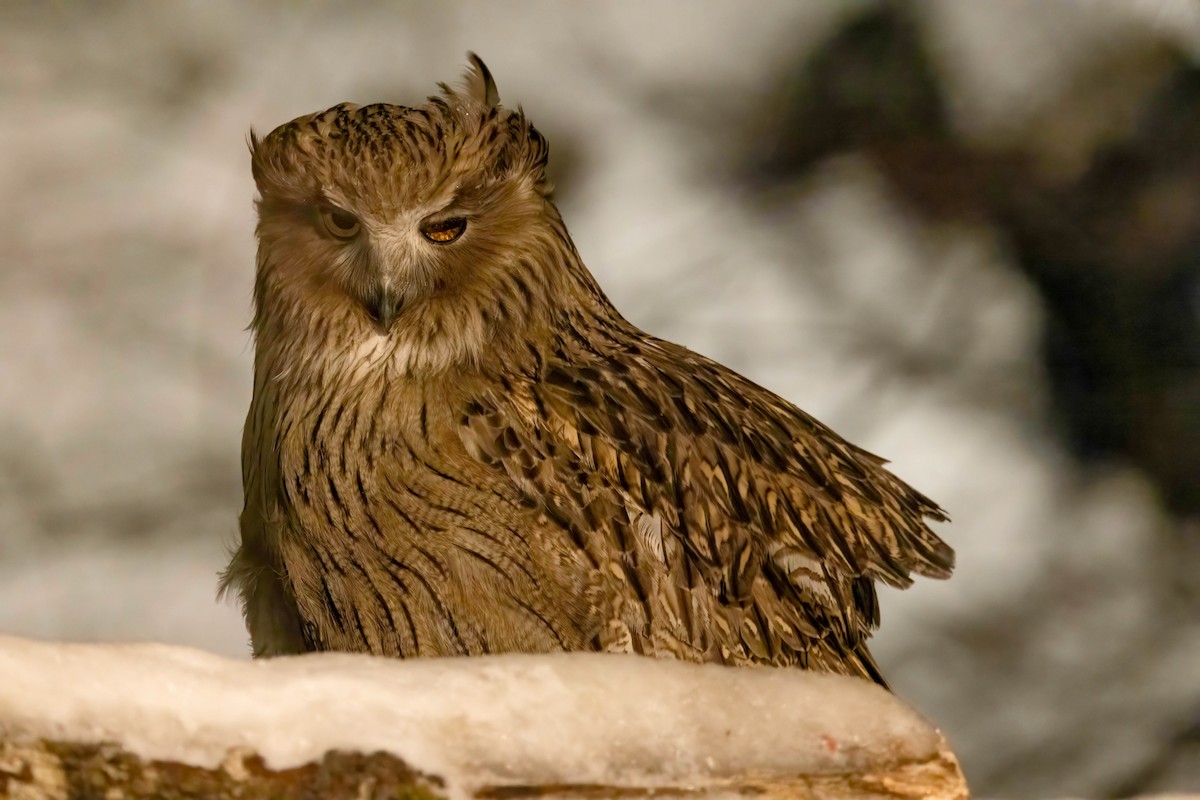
[0,635,966,799]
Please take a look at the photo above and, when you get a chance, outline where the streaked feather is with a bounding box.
[224,54,954,688]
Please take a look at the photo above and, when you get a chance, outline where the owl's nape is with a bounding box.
[226,53,953,685]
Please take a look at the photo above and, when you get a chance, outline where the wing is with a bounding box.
[458,321,953,680]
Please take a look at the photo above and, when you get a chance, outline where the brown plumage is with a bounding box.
[221,54,953,686]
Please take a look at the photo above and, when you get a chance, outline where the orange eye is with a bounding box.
[420,217,467,244]
[318,206,361,239]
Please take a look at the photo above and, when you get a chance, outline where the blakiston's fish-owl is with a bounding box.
[222,54,953,686]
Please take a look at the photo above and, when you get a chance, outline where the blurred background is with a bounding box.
[1,1,1198,796]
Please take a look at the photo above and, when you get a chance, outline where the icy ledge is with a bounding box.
[0,635,966,799]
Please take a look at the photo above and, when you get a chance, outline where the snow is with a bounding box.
[0,635,942,798]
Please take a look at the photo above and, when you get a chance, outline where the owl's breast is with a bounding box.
[259,371,600,657]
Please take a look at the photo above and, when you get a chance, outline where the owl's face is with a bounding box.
[249,59,557,346]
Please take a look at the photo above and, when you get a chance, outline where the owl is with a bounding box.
[222,54,953,686]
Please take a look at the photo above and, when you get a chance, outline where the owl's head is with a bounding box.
[249,54,585,372]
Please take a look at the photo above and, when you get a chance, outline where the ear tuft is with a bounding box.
[247,128,268,188]
[461,52,500,108]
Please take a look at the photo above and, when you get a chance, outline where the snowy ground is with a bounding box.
[1,2,1198,797]
[0,636,957,798]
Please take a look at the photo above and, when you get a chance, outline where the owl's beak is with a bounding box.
[364,287,401,331]
[364,232,414,331]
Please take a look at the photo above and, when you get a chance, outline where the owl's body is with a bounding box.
[224,56,953,685]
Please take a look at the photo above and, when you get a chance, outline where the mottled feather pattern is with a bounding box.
[459,307,952,678]
[222,54,953,686]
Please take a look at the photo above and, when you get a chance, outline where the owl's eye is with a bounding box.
[420,217,467,244]
[318,206,361,239]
